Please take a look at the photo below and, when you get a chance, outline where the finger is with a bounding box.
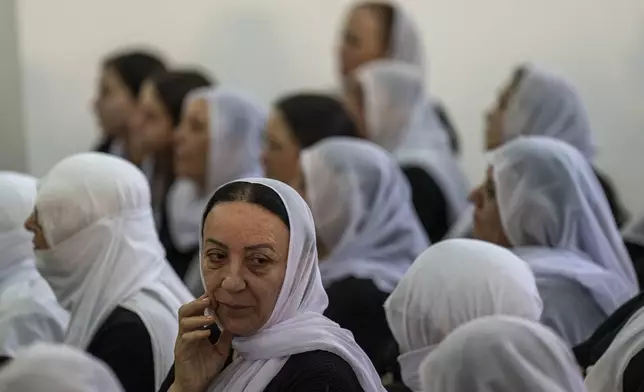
[178,296,210,319]
[179,315,216,334]
[179,329,211,344]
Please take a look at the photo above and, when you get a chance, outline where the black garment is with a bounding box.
[401,166,449,243]
[87,306,155,392]
[574,292,644,392]
[95,137,114,154]
[0,356,10,369]
[159,350,364,392]
[626,241,644,290]
[324,277,395,375]
[594,167,629,228]
[385,383,412,392]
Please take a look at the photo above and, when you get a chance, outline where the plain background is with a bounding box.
[2,0,644,213]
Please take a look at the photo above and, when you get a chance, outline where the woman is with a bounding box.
[93,50,166,160]
[0,343,124,392]
[419,316,587,392]
[470,136,637,345]
[169,87,267,292]
[384,239,543,392]
[137,70,213,276]
[162,178,384,392]
[0,173,68,361]
[623,216,644,288]
[297,138,428,373]
[344,60,469,242]
[262,93,359,185]
[24,153,193,392]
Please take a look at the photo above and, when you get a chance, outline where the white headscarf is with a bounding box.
[503,65,595,159]
[0,172,68,357]
[356,60,469,222]
[585,306,644,392]
[491,136,638,295]
[301,138,428,292]
[0,343,124,392]
[420,316,588,392]
[202,178,384,392]
[623,215,644,247]
[384,239,543,391]
[34,153,194,389]
[168,87,266,290]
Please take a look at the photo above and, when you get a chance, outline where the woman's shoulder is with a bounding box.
[264,350,365,392]
[87,306,152,352]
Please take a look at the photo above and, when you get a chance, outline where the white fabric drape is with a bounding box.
[0,172,69,357]
[384,239,543,391]
[623,215,644,247]
[0,343,124,392]
[202,178,384,392]
[301,138,428,292]
[490,136,638,294]
[383,1,424,71]
[34,153,194,389]
[356,59,469,222]
[420,316,587,392]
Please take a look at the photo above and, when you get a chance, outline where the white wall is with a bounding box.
[16,0,644,212]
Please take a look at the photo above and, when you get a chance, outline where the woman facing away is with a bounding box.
[24,153,193,392]
[161,179,384,392]
[470,136,637,345]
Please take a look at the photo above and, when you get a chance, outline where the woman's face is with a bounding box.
[202,201,289,336]
[174,98,210,183]
[24,209,49,250]
[261,110,301,184]
[485,70,524,151]
[339,6,388,77]
[93,66,137,138]
[470,167,511,247]
[138,81,174,155]
[342,77,368,138]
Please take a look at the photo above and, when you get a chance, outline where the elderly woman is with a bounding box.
[24,153,193,392]
[344,60,469,242]
[470,136,637,345]
[420,316,587,392]
[162,178,384,392]
[0,343,124,392]
[168,87,267,293]
[0,173,68,362]
[384,239,543,392]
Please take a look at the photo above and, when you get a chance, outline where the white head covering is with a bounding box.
[503,65,595,159]
[0,343,124,392]
[381,1,424,70]
[168,87,266,255]
[0,172,68,357]
[623,215,644,247]
[420,316,588,392]
[301,138,428,292]
[356,60,469,222]
[34,153,194,389]
[384,239,543,391]
[490,136,638,295]
[202,178,384,392]
[584,306,644,392]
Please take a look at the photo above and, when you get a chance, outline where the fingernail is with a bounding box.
[201,296,210,302]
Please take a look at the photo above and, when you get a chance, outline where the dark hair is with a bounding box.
[434,103,461,155]
[148,70,213,126]
[103,50,166,97]
[361,2,395,51]
[275,94,360,148]
[201,182,290,233]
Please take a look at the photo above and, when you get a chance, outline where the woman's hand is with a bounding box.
[171,295,233,392]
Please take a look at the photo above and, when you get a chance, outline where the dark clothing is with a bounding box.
[94,137,114,154]
[324,277,395,375]
[594,167,629,229]
[385,383,412,392]
[0,356,10,369]
[159,350,364,392]
[87,306,155,392]
[626,241,644,290]
[574,292,644,392]
[401,166,449,243]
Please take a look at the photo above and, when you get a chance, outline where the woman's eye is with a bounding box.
[248,256,270,267]
[207,251,227,264]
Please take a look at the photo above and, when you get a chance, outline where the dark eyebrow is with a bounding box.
[205,239,228,249]
[244,244,276,252]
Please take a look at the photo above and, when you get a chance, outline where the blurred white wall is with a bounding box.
[14,0,644,212]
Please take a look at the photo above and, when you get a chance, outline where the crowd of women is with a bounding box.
[1,1,644,391]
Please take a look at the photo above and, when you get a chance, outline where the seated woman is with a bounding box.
[262,93,359,185]
[24,153,194,392]
[420,316,586,392]
[344,60,470,242]
[167,87,267,294]
[470,136,637,345]
[623,216,644,289]
[294,138,428,373]
[384,239,543,392]
[0,173,68,360]
[161,179,383,392]
[137,70,213,278]
[0,343,124,392]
